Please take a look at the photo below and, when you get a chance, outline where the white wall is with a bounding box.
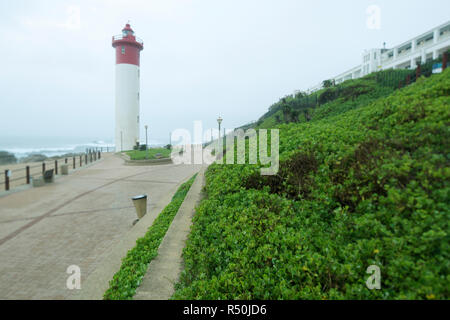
[115,63,140,151]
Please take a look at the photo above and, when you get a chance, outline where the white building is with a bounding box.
[307,21,450,92]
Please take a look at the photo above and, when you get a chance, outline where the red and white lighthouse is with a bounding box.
[112,23,144,151]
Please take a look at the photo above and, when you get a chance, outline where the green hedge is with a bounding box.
[173,69,450,299]
[104,174,197,300]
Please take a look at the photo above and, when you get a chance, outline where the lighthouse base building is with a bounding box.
[112,23,144,152]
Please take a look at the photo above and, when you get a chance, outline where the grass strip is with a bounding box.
[104,173,198,300]
[126,148,171,160]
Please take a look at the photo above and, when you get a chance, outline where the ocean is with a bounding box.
[0,135,166,160]
[0,136,116,159]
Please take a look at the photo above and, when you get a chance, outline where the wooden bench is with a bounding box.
[43,169,54,183]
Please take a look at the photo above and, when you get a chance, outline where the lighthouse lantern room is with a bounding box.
[112,23,144,151]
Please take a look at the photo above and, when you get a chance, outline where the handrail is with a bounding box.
[113,34,144,45]
[2,150,103,191]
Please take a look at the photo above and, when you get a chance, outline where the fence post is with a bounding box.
[443,52,448,71]
[65,158,68,164]
[416,64,421,79]
[42,162,46,174]
[55,160,58,175]
[406,74,410,85]
[26,166,30,184]
[80,155,82,167]
[5,170,9,191]
[73,157,75,169]
[98,151,101,159]
[85,154,88,165]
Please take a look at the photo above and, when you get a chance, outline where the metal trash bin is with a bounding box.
[132,194,148,220]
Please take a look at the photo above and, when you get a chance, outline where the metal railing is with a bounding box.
[112,34,144,45]
[1,150,103,192]
[398,49,412,57]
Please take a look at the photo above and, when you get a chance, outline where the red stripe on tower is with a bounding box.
[112,23,144,66]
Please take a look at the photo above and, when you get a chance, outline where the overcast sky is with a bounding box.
[0,0,448,144]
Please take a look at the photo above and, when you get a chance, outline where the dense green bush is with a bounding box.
[256,67,445,128]
[0,151,17,165]
[173,69,450,299]
[104,174,197,300]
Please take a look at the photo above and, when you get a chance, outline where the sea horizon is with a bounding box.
[0,135,164,159]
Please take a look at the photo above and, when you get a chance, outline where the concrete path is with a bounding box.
[134,165,206,300]
[0,153,200,299]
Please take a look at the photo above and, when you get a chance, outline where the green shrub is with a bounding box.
[173,69,450,300]
[0,151,17,165]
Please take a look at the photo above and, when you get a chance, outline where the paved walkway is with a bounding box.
[134,165,206,300]
[0,153,200,299]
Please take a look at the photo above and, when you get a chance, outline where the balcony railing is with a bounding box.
[398,49,412,57]
[381,56,393,63]
[440,30,450,40]
[113,34,144,45]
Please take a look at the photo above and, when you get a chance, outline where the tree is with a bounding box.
[0,151,17,165]
[290,110,300,122]
[303,109,312,122]
[322,79,333,88]
[294,91,306,99]
[318,88,335,105]
[281,104,292,123]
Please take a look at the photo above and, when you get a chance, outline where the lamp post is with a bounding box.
[145,125,148,159]
[217,116,223,141]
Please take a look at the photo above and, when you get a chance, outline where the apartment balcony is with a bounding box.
[381,55,393,63]
[398,49,412,57]
[440,30,450,40]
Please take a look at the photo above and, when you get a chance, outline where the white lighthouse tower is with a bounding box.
[112,23,144,152]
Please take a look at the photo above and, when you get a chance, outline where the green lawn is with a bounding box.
[125,148,171,160]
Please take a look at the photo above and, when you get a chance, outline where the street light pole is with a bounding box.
[217,116,223,142]
[145,125,148,159]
